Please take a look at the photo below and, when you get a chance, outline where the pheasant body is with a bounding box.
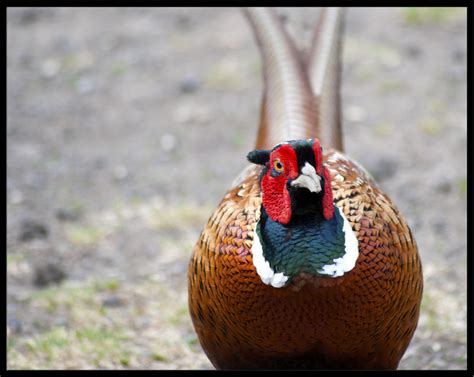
[188,8,422,370]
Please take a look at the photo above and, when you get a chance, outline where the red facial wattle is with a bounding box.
[321,167,334,220]
[261,144,298,225]
[261,174,292,224]
[312,140,334,221]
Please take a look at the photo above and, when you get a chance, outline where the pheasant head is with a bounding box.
[247,138,334,225]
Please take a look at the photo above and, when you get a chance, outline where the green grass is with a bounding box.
[94,278,120,292]
[151,352,168,362]
[26,327,70,356]
[65,224,105,246]
[166,304,190,326]
[21,325,131,367]
[402,7,465,25]
[31,281,98,316]
[184,333,199,347]
[8,198,218,369]
[457,177,467,196]
[29,278,122,318]
[8,278,134,369]
[419,267,466,337]
[420,293,440,332]
[7,253,26,266]
[419,117,444,136]
[111,62,127,76]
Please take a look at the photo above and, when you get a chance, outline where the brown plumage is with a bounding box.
[188,7,422,370]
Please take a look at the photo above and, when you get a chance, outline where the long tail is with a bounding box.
[243,7,344,152]
[243,8,318,150]
[307,8,344,152]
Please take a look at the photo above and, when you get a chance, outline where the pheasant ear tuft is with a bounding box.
[247,150,271,165]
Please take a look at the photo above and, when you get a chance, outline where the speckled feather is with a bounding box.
[188,150,422,369]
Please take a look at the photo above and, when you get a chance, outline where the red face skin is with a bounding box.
[261,141,334,225]
[312,139,335,222]
[261,144,299,225]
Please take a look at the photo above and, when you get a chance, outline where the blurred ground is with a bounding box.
[7,7,467,370]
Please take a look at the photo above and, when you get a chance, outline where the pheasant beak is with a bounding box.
[290,162,322,193]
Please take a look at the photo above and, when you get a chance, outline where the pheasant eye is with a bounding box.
[273,160,284,173]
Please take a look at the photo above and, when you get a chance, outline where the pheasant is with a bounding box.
[188,8,423,370]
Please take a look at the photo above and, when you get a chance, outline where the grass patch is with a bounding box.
[145,202,212,232]
[457,177,467,196]
[94,278,120,292]
[111,62,127,76]
[7,252,26,264]
[378,78,406,94]
[9,278,136,369]
[66,74,81,89]
[26,327,69,355]
[31,282,98,315]
[21,325,130,367]
[374,123,394,137]
[7,336,16,352]
[120,357,130,367]
[419,276,465,339]
[8,276,207,369]
[65,224,105,246]
[30,277,121,316]
[7,253,28,275]
[151,351,168,362]
[184,333,199,347]
[31,282,96,304]
[420,293,440,332]
[166,304,190,326]
[402,7,465,25]
[419,117,444,136]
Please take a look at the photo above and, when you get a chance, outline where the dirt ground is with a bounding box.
[7,7,467,370]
